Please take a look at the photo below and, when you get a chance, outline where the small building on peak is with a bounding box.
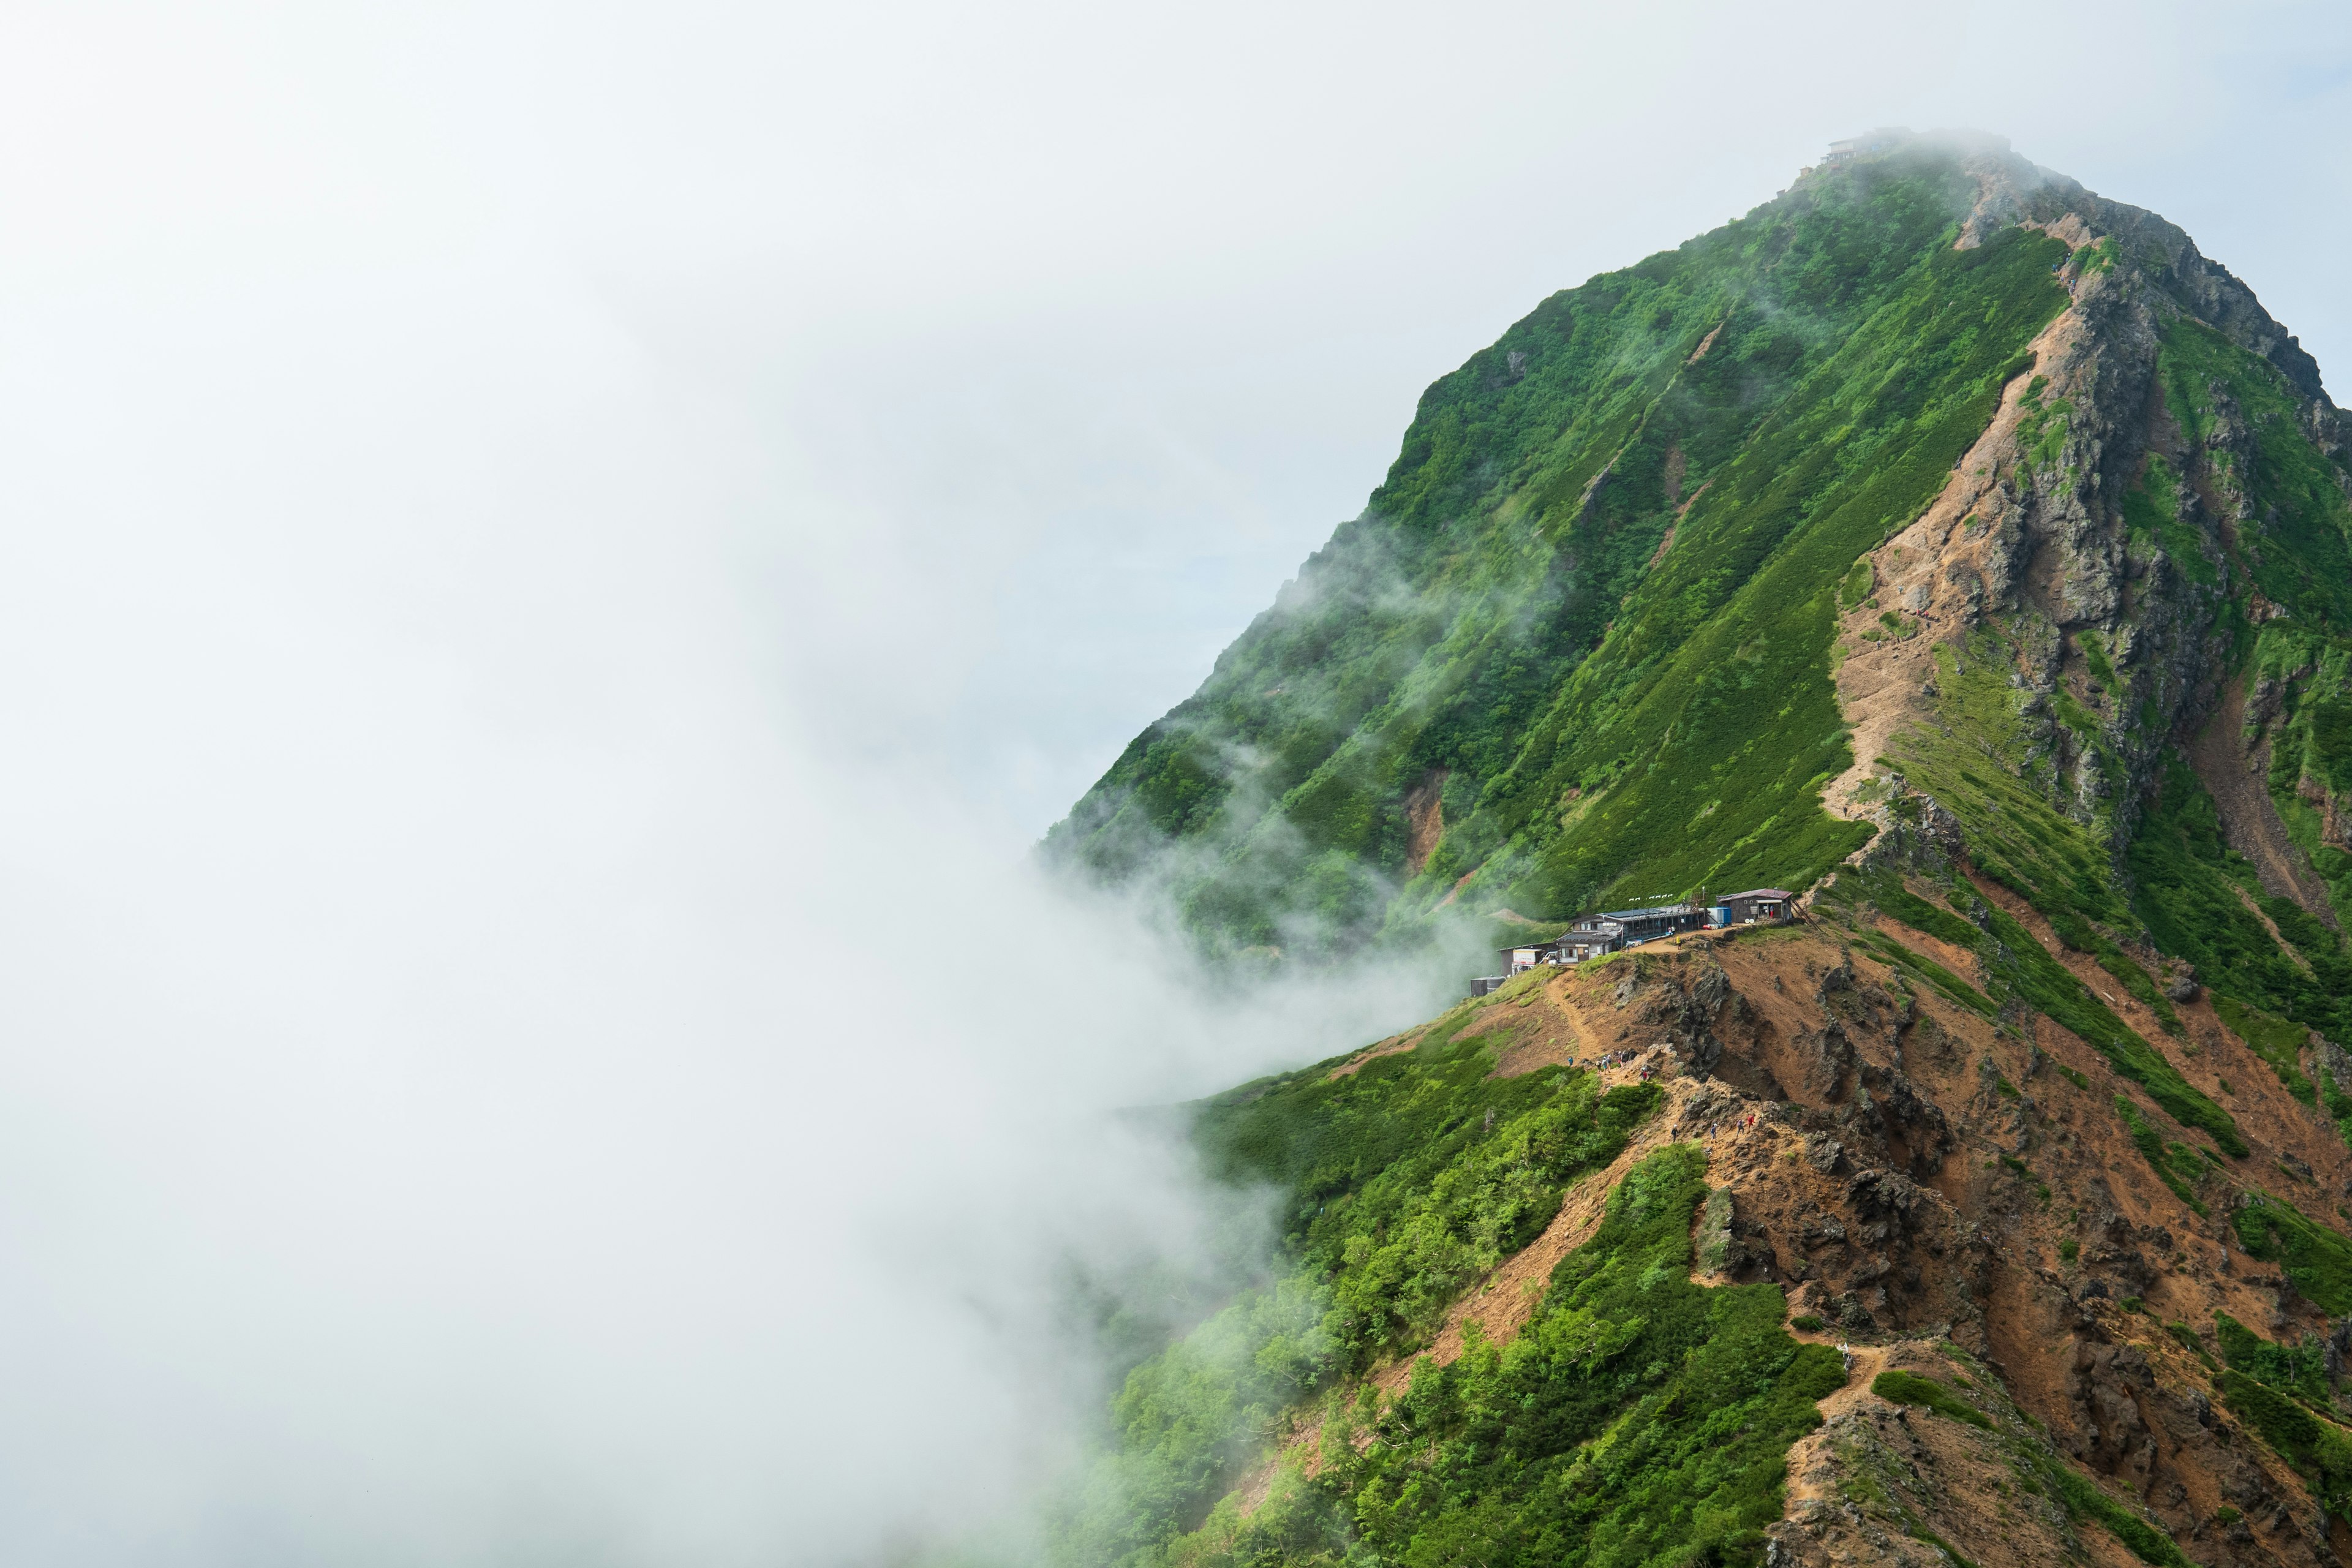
[1558,921,1626,962]
[1597,902,1711,944]
[1717,888,1794,925]
[1553,900,1709,958]
[1499,940,1547,976]
[1823,127,1912,164]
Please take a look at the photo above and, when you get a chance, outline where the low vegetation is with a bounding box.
[2132,756,2352,1054]
[1871,1368,1991,1428]
[1033,138,2352,1568]
[1050,1033,1661,1564]
[2212,994,2316,1106]
[1050,150,2068,962]
[1162,1147,1845,1568]
[1824,865,2242,1156]
[2214,1313,2352,1524]
[2114,1097,2211,1216]
[2231,1194,2352,1315]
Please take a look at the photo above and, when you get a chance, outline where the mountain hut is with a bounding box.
[1719,888,1793,924]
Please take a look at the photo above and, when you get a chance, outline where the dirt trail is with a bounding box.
[1825,304,2081,826]
[1778,1339,2103,1568]
[1369,1055,1731,1396]
[2187,674,2339,928]
[1781,1341,1890,1498]
[1231,918,2352,1553]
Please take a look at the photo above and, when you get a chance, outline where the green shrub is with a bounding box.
[1839,557,1874,609]
[1053,1055,1666,1562]
[2212,994,2317,1104]
[1790,1313,1825,1331]
[2231,1196,2352,1314]
[1197,1053,1664,1368]
[2132,753,2352,1059]
[2218,1371,2352,1522]
[2120,452,2212,584]
[2215,1312,2328,1400]
[2114,1097,2212,1216]
[2075,630,2119,690]
[1871,1368,1991,1428]
[1697,1185,1738,1273]
[2045,1463,2192,1567]
[1158,1146,1847,1568]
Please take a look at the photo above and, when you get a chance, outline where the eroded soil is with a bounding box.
[1235,908,2351,1567]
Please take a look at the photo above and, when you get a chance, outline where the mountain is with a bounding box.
[1042,131,2345,976]
[1043,134,2352,1568]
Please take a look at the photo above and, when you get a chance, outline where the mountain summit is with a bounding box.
[1043,136,2352,1568]
[1046,130,2345,974]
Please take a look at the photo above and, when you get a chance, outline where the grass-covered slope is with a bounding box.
[1037,888,2352,1566]
[1049,1022,1663,1564]
[1044,146,2067,959]
[1054,1051,1845,1568]
[1035,137,2352,1568]
[1166,1147,1844,1568]
[1440,225,2066,922]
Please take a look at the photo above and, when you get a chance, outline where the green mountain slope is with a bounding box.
[1028,131,2352,1568]
[1046,134,2350,987]
[1047,138,2073,957]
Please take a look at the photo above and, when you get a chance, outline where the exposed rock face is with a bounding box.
[1361,907,2352,1568]
[1828,146,2343,869]
[1954,153,2331,400]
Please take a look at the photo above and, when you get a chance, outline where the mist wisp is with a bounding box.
[0,167,1487,1568]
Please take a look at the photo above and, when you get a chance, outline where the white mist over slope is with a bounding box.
[0,1,2344,1562]
[0,244,1452,1561]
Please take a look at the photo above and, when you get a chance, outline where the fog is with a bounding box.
[0,1,2345,1561]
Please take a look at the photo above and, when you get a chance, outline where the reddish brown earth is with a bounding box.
[2190,677,2340,928]
[1230,897,2352,1567]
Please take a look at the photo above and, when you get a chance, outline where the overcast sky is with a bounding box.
[0,2,2347,1562]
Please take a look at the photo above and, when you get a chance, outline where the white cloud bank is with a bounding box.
[0,205,1457,1561]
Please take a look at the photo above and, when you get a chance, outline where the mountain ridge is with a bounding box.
[1035,134,2352,1568]
[1044,132,2345,975]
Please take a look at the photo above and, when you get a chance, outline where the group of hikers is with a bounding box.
[1701,1112,1763,1138]
[1574,1048,1669,1082]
